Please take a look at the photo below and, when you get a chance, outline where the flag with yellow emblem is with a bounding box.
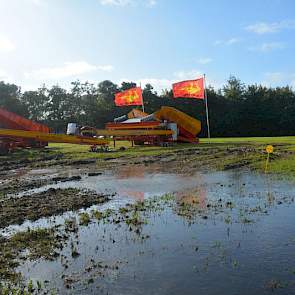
[172,78,204,99]
[115,87,143,106]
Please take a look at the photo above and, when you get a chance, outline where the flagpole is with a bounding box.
[139,82,145,113]
[203,74,211,138]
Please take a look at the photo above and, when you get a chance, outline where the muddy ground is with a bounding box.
[1,143,295,294]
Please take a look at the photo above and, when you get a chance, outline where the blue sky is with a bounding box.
[0,0,294,92]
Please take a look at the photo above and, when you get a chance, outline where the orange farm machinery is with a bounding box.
[0,106,201,154]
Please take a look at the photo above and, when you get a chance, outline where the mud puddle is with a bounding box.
[12,165,204,199]
[2,168,295,294]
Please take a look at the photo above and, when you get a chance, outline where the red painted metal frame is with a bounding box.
[0,108,49,132]
[106,121,160,130]
[0,108,49,153]
[113,135,173,145]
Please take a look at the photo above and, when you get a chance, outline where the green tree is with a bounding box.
[22,85,48,121]
[223,76,245,101]
[120,82,137,91]
[46,85,69,131]
[0,81,27,116]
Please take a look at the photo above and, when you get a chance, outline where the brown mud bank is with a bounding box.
[0,175,84,196]
[0,188,110,229]
[0,145,260,173]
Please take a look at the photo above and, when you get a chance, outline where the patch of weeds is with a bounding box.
[119,207,130,215]
[0,227,64,282]
[0,279,49,294]
[232,259,238,268]
[70,241,80,258]
[102,209,115,220]
[65,218,78,233]
[224,215,231,224]
[265,279,284,291]
[212,241,222,249]
[91,210,103,220]
[125,211,143,226]
[241,217,254,224]
[79,212,90,226]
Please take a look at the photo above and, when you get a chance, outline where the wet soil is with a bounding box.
[1,144,295,294]
[0,227,65,282]
[0,144,265,197]
[2,172,295,294]
[0,188,110,228]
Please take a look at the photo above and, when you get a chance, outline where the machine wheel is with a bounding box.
[0,143,9,155]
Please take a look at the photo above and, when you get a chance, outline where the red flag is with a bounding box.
[172,78,204,99]
[115,87,143,106]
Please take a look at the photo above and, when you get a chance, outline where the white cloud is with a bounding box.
[25,61,114,80]
[264,72,285,83]
[100,0,132,6]
[214,38,240,46]
[0,70,9,81]
[133,75,222,92]
[119,70,214,93]
[138,78,173,91]
[146,0,157,7]
[0,35,15,52]
[29,0,45,5]
[249,42,285,52]
[0,69,14,83]
[97,65,114,72]
[173,69,203,80]
[197,57,213,65]
[23,0,48,6]
[262,72,295,87]
[99,0,157,7]
[245,20,295,34]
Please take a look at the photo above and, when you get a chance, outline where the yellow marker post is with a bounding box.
[265,145,274,173]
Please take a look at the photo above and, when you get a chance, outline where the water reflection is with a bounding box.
[4,168,295,294]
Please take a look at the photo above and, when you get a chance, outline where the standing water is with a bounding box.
[3,166,295,294]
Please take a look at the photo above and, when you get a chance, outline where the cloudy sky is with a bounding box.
[0,0,294,92]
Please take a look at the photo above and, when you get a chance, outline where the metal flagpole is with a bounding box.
[140,82,145,113]
[203,74,211,138]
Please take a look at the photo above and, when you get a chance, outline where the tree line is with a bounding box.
[0,77,295,137]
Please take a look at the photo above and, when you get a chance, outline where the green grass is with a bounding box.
[47,138,295,176]
[201,136,295,144]
[3,136,295,178]
[200,137,295,177]
[47,141,189,160]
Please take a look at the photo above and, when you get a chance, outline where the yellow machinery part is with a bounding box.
[0,129,109,145]
[0,128,173,145]
[154,106,201,136]
[127,109,149,119]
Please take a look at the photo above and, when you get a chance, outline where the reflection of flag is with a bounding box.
[172,78,204,99]
[115,87,143,106]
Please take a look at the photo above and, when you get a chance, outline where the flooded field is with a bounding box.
[1,164,295,294]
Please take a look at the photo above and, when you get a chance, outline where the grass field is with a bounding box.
[2,136,295,178]
[201,136,295,144]
[45,137,295,177]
